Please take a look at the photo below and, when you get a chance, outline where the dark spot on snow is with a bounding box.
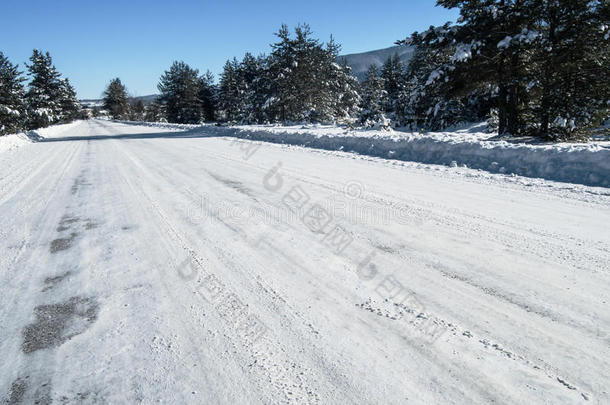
[6,377,27,405]
[31,383,52,405]
[57,216,99,233]
[61,391,91,402]
[77,392,90,401]
[84,220,98,230]
[42,271,72,292]
[212,215,240,234]
[58,389,107,404]
[49,232,78,253]
[70,174,91,195]
[21,296,99,354]
[121,225,132,231]
[56,215,80,232]
[374,244,395,254]
[557,377,577,391]
[208,172,257,200]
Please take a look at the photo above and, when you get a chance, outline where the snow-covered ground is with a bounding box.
[0,133,31,154]
[118,120,610,188]
[0,121,83,154]
[1,119,608,404]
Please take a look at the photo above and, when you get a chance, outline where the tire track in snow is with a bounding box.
[107,137,326,404]
[1,131,103,404]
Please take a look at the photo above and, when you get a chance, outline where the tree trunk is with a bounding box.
[539,11,556,139]
[497,59,508,136]
[506,52,520,135]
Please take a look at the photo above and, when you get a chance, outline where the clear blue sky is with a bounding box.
[0,0,458,99]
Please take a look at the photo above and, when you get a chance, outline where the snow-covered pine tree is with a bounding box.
[218,59,241,122]
[213,25,361,125]
[199,70,216,122]
[428,1,534,136]
[267,24,303,122]
[359,66,390,129]
[397,25,470,130]
[380,53,406,121]
[318,38,360,124]
[328,57,361,125]
[102,78,129,120]
[534,0,609,139]
[158,61,203,124]
[128,99,145,121]
[307,34,336,123]
[232,52,260,123]
[415,0,609,139]
[266,24,360,124]
[144,99,166,122]
[58,78,81,122]
[240,53,271,124]
[25,50,64,129]
[0,52,26,135]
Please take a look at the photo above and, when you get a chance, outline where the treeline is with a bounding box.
[0,50,81,135]
[216,25,360,124]
[392,0,609,140]
[102,24,361,127]
[104,1,608,140]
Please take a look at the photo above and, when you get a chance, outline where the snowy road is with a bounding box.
[1,120,609,404]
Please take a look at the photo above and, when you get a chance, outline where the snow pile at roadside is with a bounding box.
[117,120,610,188]
[0,121,84,154]
[30,120,83,139]
[114,120,199,131]
[0,133,32,154]
[216,124,610,188]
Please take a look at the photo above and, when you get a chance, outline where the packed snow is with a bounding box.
[1,119,608,404]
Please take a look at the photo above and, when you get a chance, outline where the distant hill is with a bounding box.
[80,94,159,108]
[339,45,415,81]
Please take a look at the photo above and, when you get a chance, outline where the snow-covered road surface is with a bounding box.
[1,120,608,404]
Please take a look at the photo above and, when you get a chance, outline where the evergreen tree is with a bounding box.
[380,53,406,119]
[424,1,532,135]
[199,70,216,122]
[266,24,360,123]
[269,24,322,122]
[534,0,609,139]
[215,25,359,125]
[218,59,241,122]
[25,50,63,129]
[128,99,145,121]
[319,40,361,123]
[102,78,129,120]
[0,52,26,134]
[399,25,479,130]
[396,0,608,139]
[58,78,80,122]
[144,99,166,122]
[233,53,260,123]
[359,66,390,129]
[242,54,272,124]
[266,24,297,121]
[158,61,202,124]
[90,106,103,118]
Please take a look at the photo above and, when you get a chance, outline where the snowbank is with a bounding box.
[114,120,199,131]
[30,120,83,139]
[116,121,610,188]
[0,120,84,154]
[0,133,32,154]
